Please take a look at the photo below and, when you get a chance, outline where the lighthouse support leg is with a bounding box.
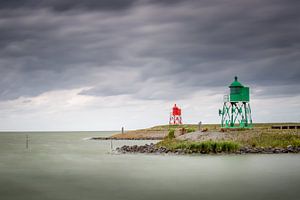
[220,102,252,128]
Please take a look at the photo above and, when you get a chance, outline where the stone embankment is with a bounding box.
[116,144,300,154]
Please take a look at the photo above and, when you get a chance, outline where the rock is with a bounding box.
[273,148,282,153]
[287,145,294,152]
[282,149,288,153]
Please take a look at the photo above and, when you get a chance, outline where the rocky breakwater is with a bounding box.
[116,143,170,154]
[239,145,300,154]
[116,144,300,155]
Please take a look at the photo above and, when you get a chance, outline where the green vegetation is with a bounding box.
[186,127,196,133]
[168,129,175,139]
[235,130,300,148]
[157,139,240,153]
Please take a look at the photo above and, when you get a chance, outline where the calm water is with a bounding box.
[0,131,300,200]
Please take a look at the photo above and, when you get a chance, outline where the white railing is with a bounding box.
[223,94,229,102]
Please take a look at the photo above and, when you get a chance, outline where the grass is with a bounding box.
[235,130,300,148]
[186,127,196,133]
[168,129,175,139]
[157,139,240,153]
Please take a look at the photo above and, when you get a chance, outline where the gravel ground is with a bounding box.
[176,131,231,141]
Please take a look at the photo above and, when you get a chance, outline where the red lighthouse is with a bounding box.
[169,104,182,125]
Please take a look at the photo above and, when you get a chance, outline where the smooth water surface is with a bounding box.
[0,131,300,200]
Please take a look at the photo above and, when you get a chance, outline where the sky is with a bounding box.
[0,0,299,131]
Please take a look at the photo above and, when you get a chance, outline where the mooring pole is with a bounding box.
[26,135,29,149]
[198,121,202,131]
[110,139,113,153]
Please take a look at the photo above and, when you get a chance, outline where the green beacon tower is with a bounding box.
[219,76,252,128]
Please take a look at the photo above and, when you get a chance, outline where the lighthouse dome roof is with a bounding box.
[229,76,244,88]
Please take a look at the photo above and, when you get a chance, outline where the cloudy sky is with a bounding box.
[0,0,299,131]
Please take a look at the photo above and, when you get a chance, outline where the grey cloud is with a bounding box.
[0,0,299,101]
[0,0,186,12]
[0,0,139,12]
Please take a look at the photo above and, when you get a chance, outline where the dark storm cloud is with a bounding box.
[0,0,138,11]
[0,0,299,101]
[0,0,185,12]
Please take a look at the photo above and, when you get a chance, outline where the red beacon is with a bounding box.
[169,104,182,125]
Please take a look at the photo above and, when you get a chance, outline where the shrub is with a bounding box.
[186,128,196,133]
[168,129,175,139]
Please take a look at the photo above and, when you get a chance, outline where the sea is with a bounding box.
[0,131,300,200]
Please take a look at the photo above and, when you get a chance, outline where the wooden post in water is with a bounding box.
[110,139,113,153]
[26,135,29,149]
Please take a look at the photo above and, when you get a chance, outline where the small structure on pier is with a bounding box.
[219,76,252,128]
[271,125,300,130]
[169,104,182,125]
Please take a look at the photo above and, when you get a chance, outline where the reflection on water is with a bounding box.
[0,131,300,200]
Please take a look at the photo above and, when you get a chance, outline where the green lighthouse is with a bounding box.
[219,76,252,128]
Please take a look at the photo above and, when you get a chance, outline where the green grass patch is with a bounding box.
[186,127,196,133]
[239,131,300,148]
[168,129,175,139]
[157,139,240,153]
